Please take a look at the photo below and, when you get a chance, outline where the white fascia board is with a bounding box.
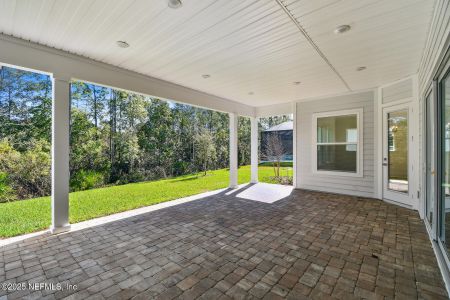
[0,34,255,117]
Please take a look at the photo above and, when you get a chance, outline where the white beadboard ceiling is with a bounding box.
[0,0,435,107]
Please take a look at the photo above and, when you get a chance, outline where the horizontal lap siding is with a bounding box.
[418,0,450,202]
[296,91,375,198]
[382,78,413,104]
[418,0,450,95]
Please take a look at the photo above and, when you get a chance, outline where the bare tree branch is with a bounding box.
[262,132,285,177]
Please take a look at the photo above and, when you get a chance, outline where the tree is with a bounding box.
[27,75,52,143]
[172,104,196,175]
[69,108,109,186]
[238,117,250,166]
[0,67,53,201]
[262,132,285,177]
[194,129,216,175]
[71,82,108,131]
[138,99,175,178]
[0,65,261,200]
[0,67,52,150]
[208,110,229,170]
[0,171,14,203]
[0,139,51,200]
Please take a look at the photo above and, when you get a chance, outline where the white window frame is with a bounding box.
[312,108,364,177]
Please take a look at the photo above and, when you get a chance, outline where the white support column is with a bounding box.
[292,102,297,188]
[250,117,259,183]
[50,75,71,234]
[229,112,238,188]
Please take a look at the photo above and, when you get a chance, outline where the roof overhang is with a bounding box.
[0,34,255,117]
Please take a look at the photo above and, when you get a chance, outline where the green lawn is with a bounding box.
[0,165,292,238]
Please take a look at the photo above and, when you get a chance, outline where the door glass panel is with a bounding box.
[387,110,408,193]
[426,93,434,225]
[441,72,450,255]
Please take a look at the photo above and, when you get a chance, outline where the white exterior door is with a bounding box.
[382,103,412,206]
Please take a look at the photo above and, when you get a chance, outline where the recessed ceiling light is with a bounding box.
[356,66,367,71]
[293,81,301,85]
[168,0,182,9]
[202,74,211,79]
[248,92,254,95]
[116,41,129,48]
[334,25,351,34]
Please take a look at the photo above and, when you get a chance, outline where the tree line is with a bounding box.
[0,67,243,201]
[0,66,291,202]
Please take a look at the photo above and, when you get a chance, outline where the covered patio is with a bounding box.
[0,188,446,300]
[1,0,450,298]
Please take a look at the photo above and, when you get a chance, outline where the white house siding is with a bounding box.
[418,0,450,213]
[382,78,413,104]
[296,91,375,198]
[418,0,450,96]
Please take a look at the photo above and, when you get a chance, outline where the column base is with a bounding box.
[250,180,259,184]
[229,184,238,189]
[49,224,71,234]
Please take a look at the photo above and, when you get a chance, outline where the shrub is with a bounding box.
[261,175,293,186]
[0,172,15,202]
[276,176,293,185]
[194,130,216,175]
[70,170,105,191]
[173,161,191,176]
[0,139,51,200]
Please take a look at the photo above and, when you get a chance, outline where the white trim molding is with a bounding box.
[374,87,382,199]
[376,74,420,210]
[311,108,364,178]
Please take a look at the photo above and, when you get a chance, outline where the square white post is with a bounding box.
[229,112,238,188]
[250,117,259,183]
[50,75,71,234]
[292,102,297,188]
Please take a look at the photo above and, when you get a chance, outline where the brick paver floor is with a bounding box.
[0,188,447,299]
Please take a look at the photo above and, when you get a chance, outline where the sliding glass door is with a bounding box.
[424,52,450,274]
[426,91,435,228]
[440,67,450,259]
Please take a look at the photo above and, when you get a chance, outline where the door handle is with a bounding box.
[382,163,388,166]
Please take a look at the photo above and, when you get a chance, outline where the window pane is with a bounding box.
[317,114,357,143]
[317,145,357,172]
[387,110,408,193]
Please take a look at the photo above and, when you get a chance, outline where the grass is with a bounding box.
[0,165,293,238]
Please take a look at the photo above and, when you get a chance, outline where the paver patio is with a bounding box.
[0,187,447,300]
